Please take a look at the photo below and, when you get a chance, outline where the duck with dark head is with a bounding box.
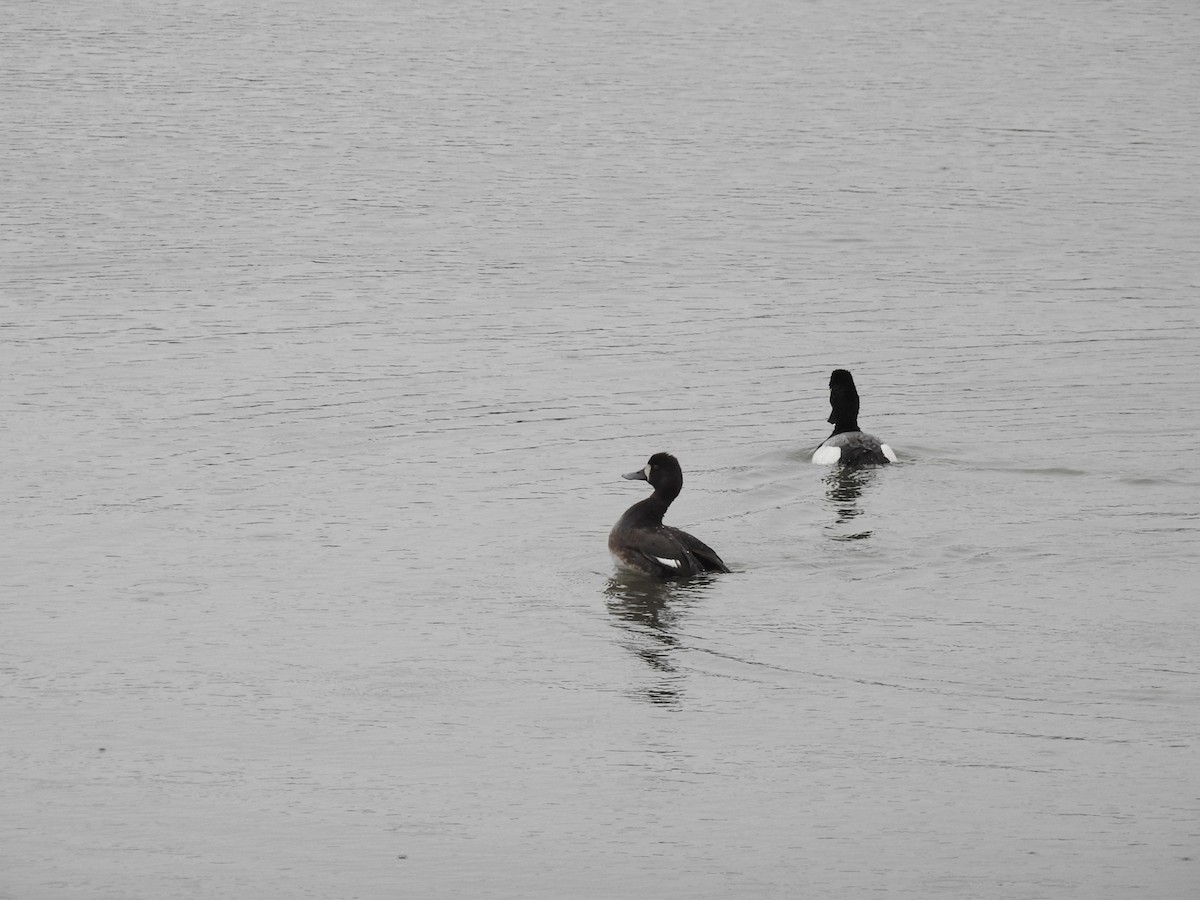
[812,369,896,466]
[608,453,730,577]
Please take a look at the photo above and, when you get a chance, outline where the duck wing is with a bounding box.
[665,526,731,574]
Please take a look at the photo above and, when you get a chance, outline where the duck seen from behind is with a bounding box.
[812,369,897,466]
[608,453,730,577]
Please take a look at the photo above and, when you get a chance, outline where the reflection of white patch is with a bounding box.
[812,445,841,465]
[881,443,897,462]
[655,556,682,569]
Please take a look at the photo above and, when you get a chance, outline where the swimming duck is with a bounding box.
[812,369,896,466]
[608,453,730,577]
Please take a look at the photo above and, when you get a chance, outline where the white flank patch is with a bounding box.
[812,445,841,465]
[655,556,682,569]
[881,443,897,462]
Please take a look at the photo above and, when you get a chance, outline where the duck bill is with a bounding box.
[622,470,648,481]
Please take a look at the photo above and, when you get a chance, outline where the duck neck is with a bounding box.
[632,491,674,525]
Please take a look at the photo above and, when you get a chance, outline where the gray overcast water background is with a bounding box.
[3,0,1199,897]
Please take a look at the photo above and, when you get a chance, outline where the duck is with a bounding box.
[608,453,730,577]
[812,369,897,466]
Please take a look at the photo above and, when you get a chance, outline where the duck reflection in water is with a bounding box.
[824,465,875,541]
[604,570,717,707]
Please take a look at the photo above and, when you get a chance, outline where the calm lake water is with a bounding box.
[3,0,1199,897]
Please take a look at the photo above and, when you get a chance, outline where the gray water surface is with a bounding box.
[3,1,1199,897]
